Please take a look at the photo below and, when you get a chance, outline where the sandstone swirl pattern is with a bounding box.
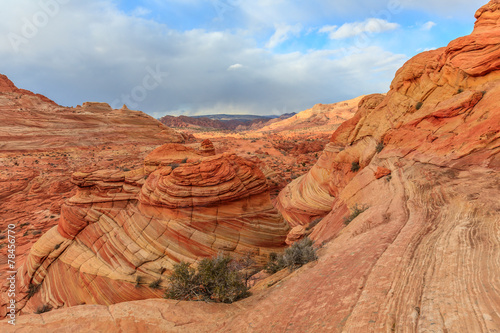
[8,144,289,314]
[2,1,500,332]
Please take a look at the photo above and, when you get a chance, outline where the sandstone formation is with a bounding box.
[199,139,216,156]
[256,96,362,135]
[272,2,500,331]
[2,2,500,332]
[0,75,188,301]
[3,144,289,315]
[0,76,184,152]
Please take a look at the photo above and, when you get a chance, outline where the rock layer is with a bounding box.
[272,3,500,332]
[2,2,500,332]
[3,145,289,315]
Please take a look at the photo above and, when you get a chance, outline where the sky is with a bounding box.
[0,0,488,118]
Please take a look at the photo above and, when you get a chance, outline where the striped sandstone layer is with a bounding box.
[4,144,288,315]
[2,1,500,332]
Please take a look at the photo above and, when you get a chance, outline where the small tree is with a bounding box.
[351,161,360,172]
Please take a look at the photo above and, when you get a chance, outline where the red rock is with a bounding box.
[285,225,308,245]
[199,139,216,156]
[3,145,289,315]
[2,2,500,332]
[374,166,391,179]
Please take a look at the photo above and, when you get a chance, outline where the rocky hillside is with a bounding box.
[159,113,296,132]
[256,96,362,135]
[1,1,499,332]
[0,75,187,309]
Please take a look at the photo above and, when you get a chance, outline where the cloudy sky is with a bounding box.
[0,0,487,117]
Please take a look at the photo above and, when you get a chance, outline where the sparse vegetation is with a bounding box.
[169,163,180,170]
[351,161,360,172]
[457,88,464,94]
[343,204,369,226]
[27,283,41,299]
[306,217,322,231]
[149,278,163,289]
[376,142,384,153]
[165,255,249,303]
[35,304,52,314]
[135,275,144,288]
[264,252,286,274]
[54,243,61,250]
[416,101,423,110]
[265,237,317,273]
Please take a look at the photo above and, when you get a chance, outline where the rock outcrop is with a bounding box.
[272,2,500,332]
[256,96,362,135]
[0,76,184,152]
[2,2,500,332]
[199,139,216,156]
[3,145,289,315]
[0,74,189,318]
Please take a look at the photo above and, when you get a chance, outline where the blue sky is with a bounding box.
[0,0,488,117]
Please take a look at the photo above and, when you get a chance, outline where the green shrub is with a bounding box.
[264,252,286,274]
[351,161,360,172]
[306,217,322,230]
[169,163,180,170]
[343,204,369,226]
[165,256,249,303]
[415,102,423,110]
[282,237,318,271]
[265,237,317,273]
[375,142,384,153]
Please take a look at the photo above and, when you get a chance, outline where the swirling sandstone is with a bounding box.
[4,145,288,315]
[2,2,500,332]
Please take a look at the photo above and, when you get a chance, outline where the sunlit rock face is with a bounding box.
[6,144,289,314]
[272,2,500,332]
[1,2,500,332]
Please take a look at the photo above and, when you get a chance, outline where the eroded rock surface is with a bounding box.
[2,2,500,332]
[3,145,288,315]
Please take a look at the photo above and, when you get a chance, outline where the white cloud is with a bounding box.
[320,18,400,40]
[131,7,152,17]
[0,0,406,117]
[265,24,302,49]
[227,63,243,70]
[421,21,436,31]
